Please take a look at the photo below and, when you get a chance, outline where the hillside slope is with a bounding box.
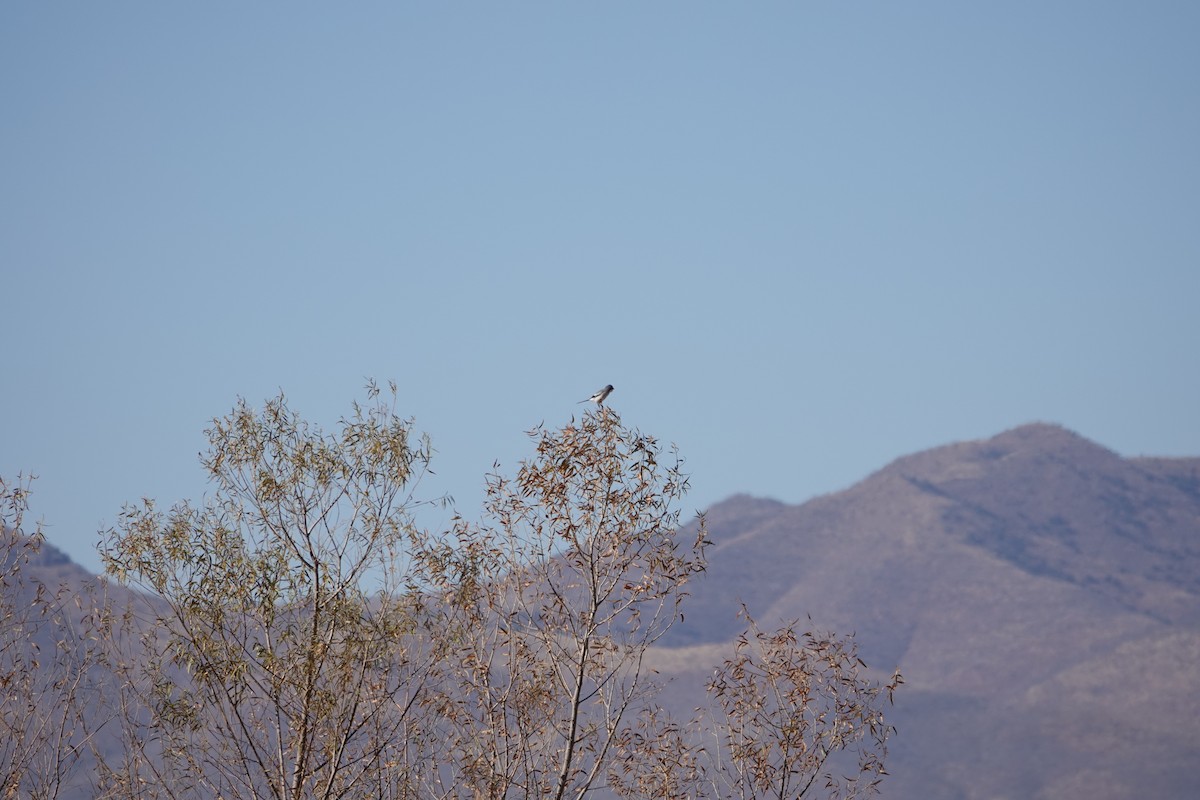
[653,423,1200,799]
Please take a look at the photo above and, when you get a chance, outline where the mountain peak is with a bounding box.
[865,424,1200,622]
[979,421,1119,460]
[877,422,1118,486]
[3,531,96,591]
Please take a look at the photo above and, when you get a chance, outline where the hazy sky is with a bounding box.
[4,2,1198,574]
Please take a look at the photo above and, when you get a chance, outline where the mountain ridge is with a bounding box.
[649,422,1200,798]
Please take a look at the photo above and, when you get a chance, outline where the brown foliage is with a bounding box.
[3,382,901,800]
[416,408,708,799]
[704,610,903,800]
[1,475,100,800]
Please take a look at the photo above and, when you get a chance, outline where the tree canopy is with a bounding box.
[4,382,900,800]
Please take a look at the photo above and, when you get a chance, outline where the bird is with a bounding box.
[579,384,614,407]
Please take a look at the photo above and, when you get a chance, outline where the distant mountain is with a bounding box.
[1,531,99,629]
[649,423,1200,799]
[22,535,95,585]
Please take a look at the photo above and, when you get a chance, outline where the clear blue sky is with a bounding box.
[4,2,1198,574]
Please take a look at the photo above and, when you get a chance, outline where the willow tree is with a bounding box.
[98,381,445,799]
[416,408,709,799]
[1,475,99,800]
[703,611,904,800]
[95,383,899,800]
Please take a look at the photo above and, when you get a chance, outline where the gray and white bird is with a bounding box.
[579,384,614,407]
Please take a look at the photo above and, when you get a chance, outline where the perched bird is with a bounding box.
[580,384,614,407]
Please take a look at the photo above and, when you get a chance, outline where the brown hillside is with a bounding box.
[652,423,1200,799]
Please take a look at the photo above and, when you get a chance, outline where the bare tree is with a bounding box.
[606,705,707,800]
[91,383,900,800]
[1,475,99,800]
[703,610,903,800]
[97,381,447,800]
[413,407,709,799]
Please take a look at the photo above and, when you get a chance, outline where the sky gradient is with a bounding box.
[4,2,1199,574]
